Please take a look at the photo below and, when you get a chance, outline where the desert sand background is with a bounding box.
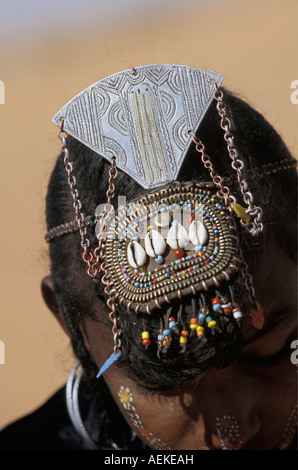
[0,0,297,431]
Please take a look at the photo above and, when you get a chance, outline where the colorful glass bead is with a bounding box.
[196,325,205,337]
[212,297,222,311]
[141,331,151,348]
[180,330,189,352]
[162,329,172,344]
[169,317,179,335]
[190,318,198,329]
[221,296,232,313]
[233,307,243,322]
[157,331,164,344]
[174,249,184,259]
[179,330,189,344]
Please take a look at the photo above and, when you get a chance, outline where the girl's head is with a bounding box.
[43,77,297,449]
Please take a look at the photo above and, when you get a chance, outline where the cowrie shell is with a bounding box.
[127,240,147,269]
[189,220,208,247]
[166,222,189,249]
[145,230,166,257]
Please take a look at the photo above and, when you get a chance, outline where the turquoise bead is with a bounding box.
[213,303,221,311]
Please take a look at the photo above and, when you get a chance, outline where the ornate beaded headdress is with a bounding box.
[47,64,296,376]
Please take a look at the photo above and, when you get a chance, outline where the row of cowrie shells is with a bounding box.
[127,220,208,269]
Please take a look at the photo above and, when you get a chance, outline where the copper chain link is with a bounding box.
[189,122,259,308]
[212,83,263,236]
[59,119,121,353]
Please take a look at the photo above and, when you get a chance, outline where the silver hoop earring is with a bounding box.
[66,361,99,450]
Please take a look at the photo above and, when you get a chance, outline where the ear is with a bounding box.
[41,275,69,336]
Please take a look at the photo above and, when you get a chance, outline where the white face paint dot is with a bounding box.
[216,415,242,450]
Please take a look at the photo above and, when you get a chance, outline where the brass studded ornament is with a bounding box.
[103,182,240,315]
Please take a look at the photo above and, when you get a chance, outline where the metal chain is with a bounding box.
[95,158,121,354]
[190,130,259,309]
[58,119,91,258]
[93,157,118,276]
[58,120,121,353]
[212,84,263,237]
[189,132,235,206]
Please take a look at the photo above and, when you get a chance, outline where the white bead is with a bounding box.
[127,240,147,268]
[166,222,189,249]
[233,309,242,320]
[145,230,166,257]
[189,220,208,247]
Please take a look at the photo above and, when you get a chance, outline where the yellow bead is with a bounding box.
[208,320,216,328]
[196,325,204,332]
[142,331,149,339]
[180,336,188,344]
[231,203,251,223]
[190,324,197,329]
[147,225,154,231]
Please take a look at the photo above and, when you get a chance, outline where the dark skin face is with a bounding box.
[42,236,297,450]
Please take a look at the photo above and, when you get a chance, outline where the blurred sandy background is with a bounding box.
[0,0,297,431]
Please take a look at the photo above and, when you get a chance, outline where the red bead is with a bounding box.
[142,338,151,345]
[169,317,176,322]
[188,215,195,223]
[175,249,184,259]
[212,297,221,305]
[153,278,158,284]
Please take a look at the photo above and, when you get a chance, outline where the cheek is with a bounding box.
[115,385,171,450]
[106,379,197,450]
